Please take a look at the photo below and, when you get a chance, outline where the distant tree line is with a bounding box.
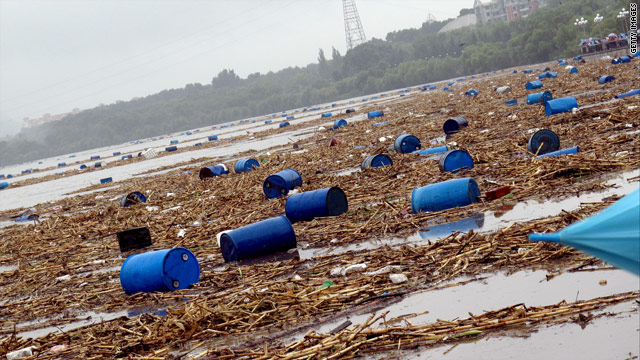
[0,0,627,167]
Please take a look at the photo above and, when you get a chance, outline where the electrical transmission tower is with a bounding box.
[343,0,366,50]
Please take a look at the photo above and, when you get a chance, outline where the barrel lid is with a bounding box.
[162,247,200,291]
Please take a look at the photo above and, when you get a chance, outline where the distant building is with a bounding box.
[474,0,546,24]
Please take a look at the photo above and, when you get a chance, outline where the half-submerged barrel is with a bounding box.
[545,97,578,116]
[411,178,481,213]
[121,191,147,207]
[525,80,543,90]
[117,226,152,252]
[199,164,229,179]
[527,129,560,155]
[413,145,448,156]
[263,169,302,199]
[536,146,579,159]
[220,216,296,262]
[394,134,421,153]
[527,91,553,105]
[334,119,347,129]
[285,187,348,223]
[234,158,260,173]
[361,154,392,169]
[120,247,200,294]
[443,117,468,135]
[598,75,615,84]
[439,149,474,173]
[367,110,384,119]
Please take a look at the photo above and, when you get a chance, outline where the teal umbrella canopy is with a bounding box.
[529,188,640,276]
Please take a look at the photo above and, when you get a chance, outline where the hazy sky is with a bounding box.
[0,0,472,137]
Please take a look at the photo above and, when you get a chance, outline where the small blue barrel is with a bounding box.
[113,151,121,156]
[265,120,273,124]
[185,131,192,135]
[333,119,347,129]
[361,154,392,169]
[195,143,202,147]
[120,247,200,295]
[569,67,578,74]
[527,129,560,155]
[80,164,87,170]
[443,117,468,135]
[439,149,474,173]
[287,115,294,120]
[0,181,8,190]
[7,174,12,178]
[170,140,179,144]
[598,75,615,84]
[429,85,436,90]
[0,174,4,179]
[100,177,113,184]
[362,98,367,102]
[199,164,229,179]
[413,145,448,155]
[513,70,518,73]
[279,121,290,128]
[367,110,384,119]
[448,82,455,86]
[443,87,449,91]
[545,97,578,116]
[208,135,218,141]
[372,121,389,126]
[527,91,553,105]
[321,112,332,118]
[263,169,302,199]
[121,191,147,207]
[121,155,132,160]
[58,162,66,167]
[220,216,296,262]
[465,89,478,97]
[505,99,518,106]
[537,146,579,159]
[394,134,421,153]
[619,56,631,63]
[523,69,533,73]
[615,89,640,98]
[90,155,100,160]
[526,80,543,90]
[345,108,355,113]
[165,146,178,152]
[411,178,481,213]
[559,61,568,66]
[234,158,260,173]
[285,187,348,223]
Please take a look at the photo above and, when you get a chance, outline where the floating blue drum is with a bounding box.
[569,67,579,74]
[361,154,392,169]
[185,131,192,135]
[615,89,640,98]
[527,129,560,155]
[263,168,302,199]
[439,149,474,173]
[279,121,290,128]
[443,117,468,135]
[334,119,348,129]
[527,91,553,105]
[545,97,578,116]
[367,110,384,119]
[523,69,533,74]
[526,80,543,90]
[100,177,113,184]
[58,162,66,167]
[345,108,355,113]
[598,75,615,84]
[170,140,179,144]
[0,174,4,179]
[285,187,348,223]
[208,135,218,141]
[234,158,260,173]
[120,247,200,294]
[0,182,8,190]
[559,61,568,66]
[6,174,12,179]
[465,89,478,97]
[618,56,631,63]
[121,191,147,207]
[165,146,178,152]
[321,112,332,118]
[505,99,518,106]
[411,178,481,213]
[287,115,294,120]
[113,151,121,156]
[90,155,100,160]
[265,120,273,124]
[413,145,448,156]
[121,155,132,160]
[199,164,229,179]
[195,143,202,147]
[220,216,296,262]
[80,164,87,170]
[394,134,421,153]
[537,146,579,159]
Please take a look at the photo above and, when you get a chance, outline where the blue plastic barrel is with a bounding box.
[411,178,481,213]
[598,75,615,84]
[448,82,455,86]
[372,121,389,126]
[165,146,178,152]
[443,87,449,91]
[186,131,192,135]
[195,143,202,147]
[439,149,474,173]
[367,110,384,119]
[208,135,218,141]
[526,80,543,90]
[120,247,200,295]
[545,97,578,116]
[429,85,436,90]
[361,154,392,169]
[263,169,302,199]
[58,162,66,167]
[113,151,121,156]
[121,191,147,207]
[443,117,468,135]
[505,99,518,106]
[199,164,229,179]
[80,164,87,170]
[619,56,631,63]
[523,69,533,74]
[0,182,8,190]
[559,61,568,66]
[285,187,348,223]
[569,67,579,74]
[234,158,260,173]
[346,108,355,113]
[333,119,347,129]
[537,146,579,159]
[220,216,296,262]
[513,70,518,73]
[265,120,273,124]
[413,145,448,155]
[0,174,4,179]
[394,134,421,153]
[287,115,294,120]
[527,91,553,105]
[527,129,560,155]
[465,89,478,97]
[121,155,132,160]
[321,112,332,118]
[279,121,290,128]
[170,140,179,144]
[90,155,100,160]
[615,89,640,98]
[100,177,113,184]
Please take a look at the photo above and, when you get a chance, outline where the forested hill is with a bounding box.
[0,0,627,166]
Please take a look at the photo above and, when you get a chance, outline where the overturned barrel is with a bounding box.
[361,154,392,169]
[525,80,543,90]
[117,226,152,252]
[120,247,200,294]
[545,97,578,116]
[527,91,553,105]
[367,110,384,119]
[411,178,481,213]
[263,168,302,199]
[394,134,421,153]
[333,119,347,129]
[199,164,229,179]
[536,146,579,159]
[165,146,178,152]
[443,117,468,135]
[285,187,348,223]
[598,75,615,84]
[413,145,448,156]
[439,149,474,173]
[121,191,147,207]
[527,129,560,155]
[220,216,296,262]
[234,158,260,173]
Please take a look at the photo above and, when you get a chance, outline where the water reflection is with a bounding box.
[419,213,485,240]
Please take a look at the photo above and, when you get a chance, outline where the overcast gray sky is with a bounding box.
[0,0,472,137]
